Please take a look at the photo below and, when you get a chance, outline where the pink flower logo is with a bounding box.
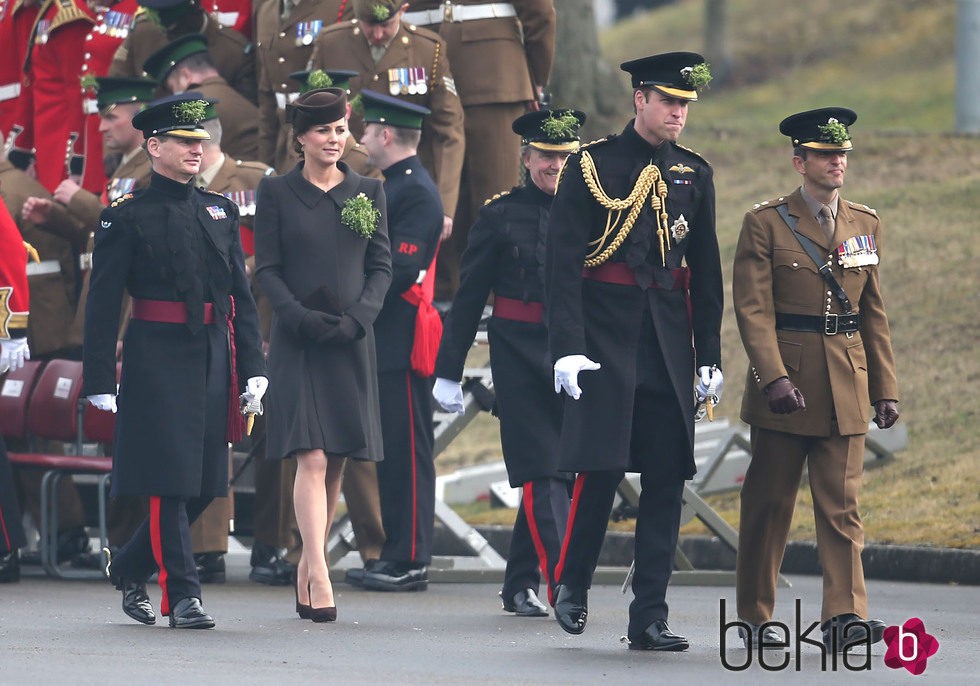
[883,618,939,675]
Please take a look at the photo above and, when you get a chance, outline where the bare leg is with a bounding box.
[294,450,327,608]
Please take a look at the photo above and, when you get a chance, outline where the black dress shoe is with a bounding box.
[822,613,886,652]
[249,543,295,586]
[738,621,785,649]
[194,552,226,584]
[56,526,91,563]
[168,597,215,629]
[104,547,156,625]
[346,559,382,587]
[361,561,428,592]
[500,588,549,617]
[0,550,20,584]
[553,584,588,635]
[628,619,689,651]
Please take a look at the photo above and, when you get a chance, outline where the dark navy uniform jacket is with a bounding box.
[436,180,565,487]
[82,171,264,497]
[546,122,723,478]
[372,155,443,373]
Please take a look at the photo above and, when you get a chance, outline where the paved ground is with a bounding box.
[1,553,975,685]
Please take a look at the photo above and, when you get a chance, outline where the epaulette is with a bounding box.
[845,199,878,217]
[674,143,711,167]
[201,188,229,198]
[110,192,134,207]
[49,0,95,33]
[235,160,274,175]
[405,23,439,42]
[483,189,512,206]
[749,196,787,212]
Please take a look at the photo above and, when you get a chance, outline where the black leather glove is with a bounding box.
[873,399,899,429]
[765,377,806,414]
[317,314,363,344]
[299,310,340,341]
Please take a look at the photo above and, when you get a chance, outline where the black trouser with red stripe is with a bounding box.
[109,495,213,615]
[502,477,572,605]
[377,370,435,565]
[554,469,683,635]
[0,436,27,554]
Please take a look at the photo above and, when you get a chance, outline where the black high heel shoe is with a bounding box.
[309,605,337,623]
[295,580,311,620]
[309,581,337,622]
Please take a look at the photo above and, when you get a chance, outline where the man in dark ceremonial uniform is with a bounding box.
[433,108,584,616]
[349,90,443,591]
[82,93,265,628]
[545,53,723,650]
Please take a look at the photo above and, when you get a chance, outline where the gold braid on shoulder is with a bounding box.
[579,151,670,267]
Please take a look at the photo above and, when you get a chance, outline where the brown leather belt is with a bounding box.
[582,262,690,290]
[492,296,543,324]
[131,298,215,324]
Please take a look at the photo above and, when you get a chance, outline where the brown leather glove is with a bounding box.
[765,377,806,414]
[873,399,899,429]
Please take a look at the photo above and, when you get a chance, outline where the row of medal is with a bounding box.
[96,10,134,38]
[837,234,879,267]
[295,20,323,46]
[388,67,428,96]
[106,177,137,202]
[223,189,257,217]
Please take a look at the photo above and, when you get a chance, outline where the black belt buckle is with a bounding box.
[824,313,839,335]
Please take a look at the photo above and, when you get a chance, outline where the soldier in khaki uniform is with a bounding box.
[254,0,353,172]
[733,108,899,653]
[142,34,259,161]
[1,158,92,564]
[308,0,464,226]
[182,107,274,582]
[108,0,257,105]
[403,0,555,300]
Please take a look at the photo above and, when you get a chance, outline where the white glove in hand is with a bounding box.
[432,377,464,414]
[554,354,601,400]
[88,394,117,413]
[245,376,269,402]
[0,337,30,372]
[696,365,724,403]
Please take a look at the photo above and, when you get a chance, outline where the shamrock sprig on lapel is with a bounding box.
[341,193,381,238]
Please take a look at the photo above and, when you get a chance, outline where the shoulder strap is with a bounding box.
[775,204,852,313]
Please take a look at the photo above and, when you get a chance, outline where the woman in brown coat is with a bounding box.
[254,88,391,621]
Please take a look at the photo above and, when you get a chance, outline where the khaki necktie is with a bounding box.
[818,205,835,242]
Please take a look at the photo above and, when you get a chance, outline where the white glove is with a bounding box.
[696,365,724,403]
[554,354,601,400]
[88,394,118,413]
[432,377,464,414]
[245,376,268,402]
[0,337,30,372]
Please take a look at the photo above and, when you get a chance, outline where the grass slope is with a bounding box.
[444,0,978,549]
